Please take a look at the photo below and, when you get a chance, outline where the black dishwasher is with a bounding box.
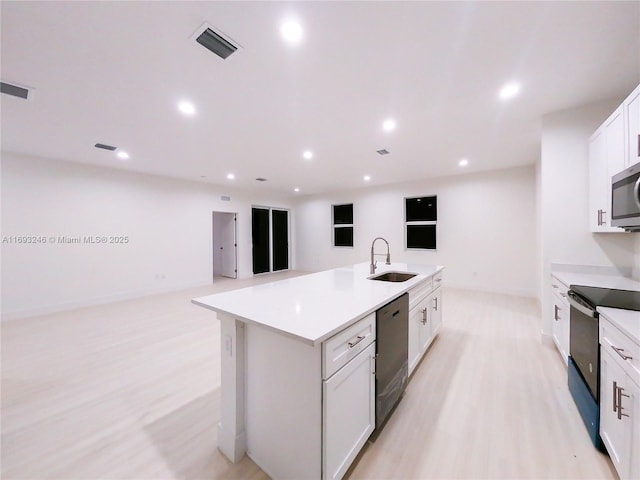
[375,293,409,430]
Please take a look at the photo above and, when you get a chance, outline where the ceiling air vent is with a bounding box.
[377,149,390,155]
[256,178,268,182]
[94,143,117,151]
[193,23,239,60]
[1,81,31,100]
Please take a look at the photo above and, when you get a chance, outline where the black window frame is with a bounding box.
[404,195,437,250]
[332,203,354,248]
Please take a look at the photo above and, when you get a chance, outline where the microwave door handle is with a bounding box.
[634,177,640,210]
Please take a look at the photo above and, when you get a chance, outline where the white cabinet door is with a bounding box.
[600,347,633,479]
[323,342,375,480]
[606,105,627,179]
[408,303,422,375]
[429,288,442,338]
[409,295,431,375]
[589,128,617,232]
[417,299,432,355]
[623,84,640,167]
[630,379,640,480]
[550,291,569,365]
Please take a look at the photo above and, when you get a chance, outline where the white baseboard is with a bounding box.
[0,280,211,322]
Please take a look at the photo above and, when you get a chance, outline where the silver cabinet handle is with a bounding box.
[421,307,427,325]
[597,209,607,226]
[560,293,567,298]
[552,284,559,289]
[433,297,438,311]
[613,381,618,413]
[634,176,640,210]
[613,346,633,361]
[617,384,630,420]
[554,305,559,321]
[435,277,442,283]
[348,335,365,349]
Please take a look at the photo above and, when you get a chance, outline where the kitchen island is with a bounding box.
[192,262,443,479]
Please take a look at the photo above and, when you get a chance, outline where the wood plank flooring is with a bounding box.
[1,277,616,479]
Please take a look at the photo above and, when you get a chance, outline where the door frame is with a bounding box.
[212,211,238,280]
[251,205,291,275]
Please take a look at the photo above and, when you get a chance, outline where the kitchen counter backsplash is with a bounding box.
[551,263,640,292]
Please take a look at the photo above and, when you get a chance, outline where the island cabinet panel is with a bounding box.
[408,276,442,376]
[245,324,322,479]
[323,342,376,480]
[429,287,442,337]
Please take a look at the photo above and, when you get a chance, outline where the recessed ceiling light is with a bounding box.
[303,150,313,160]
[281,20,303,44]
[178,100,196,115]
[226,173,235,180]
[363,175,371,181]
[499,82,520,100]
[294,188,300,192]
[459,158,469,167]
[116,151,130,160]
[382,119,396,132]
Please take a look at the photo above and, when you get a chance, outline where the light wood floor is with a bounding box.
[1,275,616,480]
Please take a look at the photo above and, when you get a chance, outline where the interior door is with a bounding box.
[252,207,270,274]
[220,213,237,278]
[272,209,289,271]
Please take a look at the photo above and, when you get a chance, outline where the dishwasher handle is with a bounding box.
[567,290,597,318]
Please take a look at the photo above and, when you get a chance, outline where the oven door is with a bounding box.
[568,292,599,401]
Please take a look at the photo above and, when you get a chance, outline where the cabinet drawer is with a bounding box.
[323,313,375,379]
[600,316,640,385]
[550,276,569,301]
[409,278,432,309]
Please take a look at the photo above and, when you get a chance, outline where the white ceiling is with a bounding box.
[1,1,639,196]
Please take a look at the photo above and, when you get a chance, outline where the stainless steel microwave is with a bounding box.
[611,161,640,231]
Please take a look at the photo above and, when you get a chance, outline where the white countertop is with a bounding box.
[551,270,640,292]
[598,307,640,346]
[193,262,443,345]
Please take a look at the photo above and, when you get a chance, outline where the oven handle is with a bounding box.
[634,176,640,210]
[567,291,597,318]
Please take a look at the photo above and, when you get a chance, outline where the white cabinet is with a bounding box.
[599,314,640,480]
[408,274,443,376]
[323,341,375,480]
[550,277,569,365]
[409,296,431,372]
[623,84,640,167]
[589,83,640,232]
[429,287,442,338]
[589,128,613,231]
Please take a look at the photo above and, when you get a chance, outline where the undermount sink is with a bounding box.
[369,271,417,282]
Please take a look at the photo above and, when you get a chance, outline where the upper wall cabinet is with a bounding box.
[589,84,640,233]
[623,84,640,167]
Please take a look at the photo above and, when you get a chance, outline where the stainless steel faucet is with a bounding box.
[370,237,391,274]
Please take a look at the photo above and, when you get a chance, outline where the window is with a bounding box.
[333,203,353,247]
[405,196,437,250]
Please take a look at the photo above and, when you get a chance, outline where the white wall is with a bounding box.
[1,153,294,319]
[295,165,537,297]
[539,100,637,336]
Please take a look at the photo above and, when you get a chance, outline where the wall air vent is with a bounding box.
[193,23,239,60]
[1,81,31,100]
[377,149,390,155]
[94,143,117,151]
